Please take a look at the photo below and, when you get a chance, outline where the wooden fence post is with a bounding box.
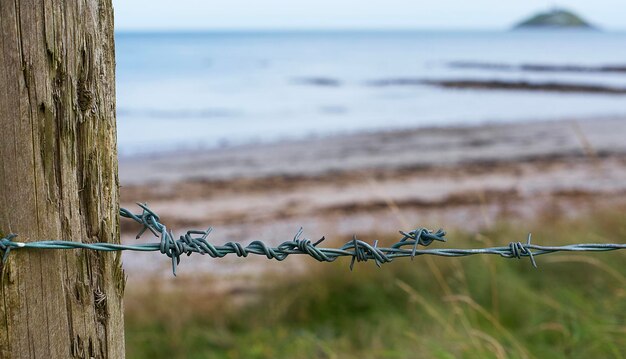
[0,1,125,357]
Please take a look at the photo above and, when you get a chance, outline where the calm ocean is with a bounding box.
[115,30,626,154]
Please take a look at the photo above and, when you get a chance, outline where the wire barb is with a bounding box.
[508,234,537,268]
[1,204,625,275]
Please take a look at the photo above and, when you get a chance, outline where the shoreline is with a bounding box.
[119,116,626,279]
[119,116,626,184]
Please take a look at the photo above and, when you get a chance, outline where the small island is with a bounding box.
[514,8,595,29]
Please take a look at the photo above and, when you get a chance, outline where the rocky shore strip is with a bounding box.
[370,79,626,94]
[118,117,626,278]
[448,61,626,74]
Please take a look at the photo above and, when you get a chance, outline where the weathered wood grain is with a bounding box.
[0,1,125,357]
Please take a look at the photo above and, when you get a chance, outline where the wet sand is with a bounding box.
[119,116,626,281]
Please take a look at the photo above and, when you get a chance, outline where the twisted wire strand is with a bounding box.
[1,204,625,275]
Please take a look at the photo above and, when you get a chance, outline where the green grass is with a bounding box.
[124,209,626,358]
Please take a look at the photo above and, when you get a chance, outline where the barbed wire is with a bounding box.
[1,203,625,275]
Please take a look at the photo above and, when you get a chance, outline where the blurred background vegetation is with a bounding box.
[124,208,626,358]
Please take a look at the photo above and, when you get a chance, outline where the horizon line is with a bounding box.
[113,26,626,34]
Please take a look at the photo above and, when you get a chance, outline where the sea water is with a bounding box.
[116,30,626,154]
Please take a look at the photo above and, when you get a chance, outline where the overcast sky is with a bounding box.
[113,1,626,31]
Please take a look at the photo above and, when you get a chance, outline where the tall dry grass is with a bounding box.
[125,208,626,358]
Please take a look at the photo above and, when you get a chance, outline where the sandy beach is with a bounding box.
[118,116,626,280]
